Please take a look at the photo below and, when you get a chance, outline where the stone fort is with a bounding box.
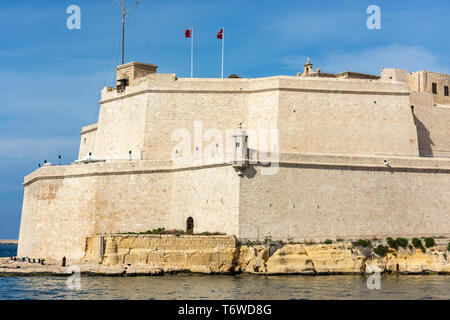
[18,59,450,260]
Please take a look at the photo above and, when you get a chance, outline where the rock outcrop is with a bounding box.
[4,237,450,276]
[91,236,450,275]
[372,249,450,274]
[266,245,315,274]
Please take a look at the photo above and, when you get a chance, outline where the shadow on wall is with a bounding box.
[242,166,257,179]
[413,113,435,157]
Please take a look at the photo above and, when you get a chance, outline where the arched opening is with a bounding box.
[186,217,194,234]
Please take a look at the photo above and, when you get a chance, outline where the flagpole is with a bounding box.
[221,27,224,79]
[191,27,194,78]
[121,0,125,65]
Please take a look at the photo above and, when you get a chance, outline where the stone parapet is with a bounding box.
[23,152,450,187]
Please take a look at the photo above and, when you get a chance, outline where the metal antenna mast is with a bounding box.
[117,0,143,65]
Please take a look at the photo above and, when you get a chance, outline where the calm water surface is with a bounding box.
[1,245,449,300]
[0,244,17,258]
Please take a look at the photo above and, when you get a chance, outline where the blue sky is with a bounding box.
[0,0,449,239]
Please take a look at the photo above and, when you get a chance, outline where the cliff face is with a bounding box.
[84,236,450,275]
[265,244,450,275]
[2,241,449,276]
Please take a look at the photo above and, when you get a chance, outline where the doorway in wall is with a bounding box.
[186,217,194,234]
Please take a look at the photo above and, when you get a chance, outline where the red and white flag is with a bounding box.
[217,28,223,39]
[185,27,194,78]
[217,28,224,78]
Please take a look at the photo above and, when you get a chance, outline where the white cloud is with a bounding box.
[282,45,450,75]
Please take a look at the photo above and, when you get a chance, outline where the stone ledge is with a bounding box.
[22,152,450,186]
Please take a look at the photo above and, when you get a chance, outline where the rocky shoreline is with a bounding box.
[2,242,450,277]
[0,240,18,245]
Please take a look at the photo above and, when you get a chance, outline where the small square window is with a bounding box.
[445,86,449,97]
[432,83,437,94]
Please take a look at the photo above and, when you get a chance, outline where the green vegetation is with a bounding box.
[245,240,262,246]
[353,239,371,247]
[395,237,408,248]
[412,238,427,253]
[121,228,173,235]
[264,236,272,244]
[412,238,422,248]
[197,232,226,236]
[324,239,333,244]
[142,227,167,234]
[386,237,397,249]
[336,238,344,242]
[424,237,435,248]
[374,245,389,256]
[447,242,450,252]
[121,228,225,236]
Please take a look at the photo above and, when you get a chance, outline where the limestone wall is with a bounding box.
[84,234,238,273]
[239,153,450,242]
[90,74,420,162]
[18,175,97,260]
[18,153,450,261]
[410,92,450,157]
[93,89,148,160]
[277,77,418,156]
[18,161,239,261]
[143,90,247,161]
[409,71,450,106]
[78,123,97,159]
[169,165,240,236]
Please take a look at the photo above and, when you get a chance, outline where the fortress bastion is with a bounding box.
[17,59,450,261]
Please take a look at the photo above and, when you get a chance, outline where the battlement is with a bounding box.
[115,61,158,91]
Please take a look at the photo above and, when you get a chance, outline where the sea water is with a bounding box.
[0,244,17,258]
[1,244,449,300]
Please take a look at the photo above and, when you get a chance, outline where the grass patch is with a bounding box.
[324,239,333,244]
